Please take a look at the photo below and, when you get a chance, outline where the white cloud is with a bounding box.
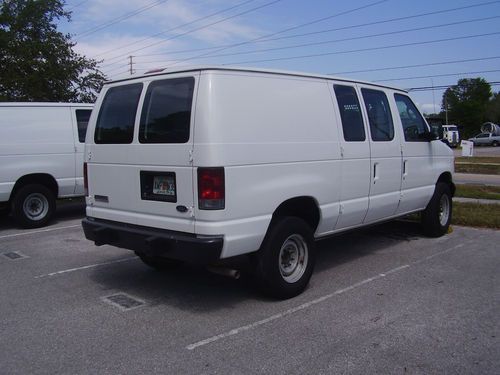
[68,0,266,78]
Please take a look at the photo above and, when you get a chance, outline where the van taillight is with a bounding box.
[198,167,225,210]
[83,162,88,196]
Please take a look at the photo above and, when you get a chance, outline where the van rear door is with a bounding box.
[86,74,198,233]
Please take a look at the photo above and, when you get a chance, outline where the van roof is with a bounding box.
[0,102,94,107]
[108,65,407,93]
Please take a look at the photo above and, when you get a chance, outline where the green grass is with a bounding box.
[455,156,500,175]
[455,163,500,175]
[455,156,500,164]
[454,185,500,200]
[452,202,500,229]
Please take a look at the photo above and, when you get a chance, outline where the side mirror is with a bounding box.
[420,131,437,142]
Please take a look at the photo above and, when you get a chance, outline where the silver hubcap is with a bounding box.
[23,193,49,221]
[279,234,308,283]
[439,194,450,226]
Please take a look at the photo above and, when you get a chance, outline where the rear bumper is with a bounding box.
[82,217,223,264]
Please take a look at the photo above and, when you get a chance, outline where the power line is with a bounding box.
[133,0,500,58]
[165,0,390,68]
[68,0,89,11]
[374,69,500,83]
[408,81,500,92]
[213,31,500,66]
[329,56,500,75]
[76,0,170,39]
[100,0,285,69]
[133,15,500,65]
[94,0,260,59]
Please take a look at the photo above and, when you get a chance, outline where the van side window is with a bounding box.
[394,94,429,142]
[333,85,365,142]
[75,109,91,143]
[361,88,394,142]
[139,77,194,144]
[95,83,143,144]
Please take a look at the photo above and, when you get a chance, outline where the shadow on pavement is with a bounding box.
[89,219,425,312]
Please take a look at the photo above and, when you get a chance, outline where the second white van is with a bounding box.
[82,67,454,298]
[0,103,93,227]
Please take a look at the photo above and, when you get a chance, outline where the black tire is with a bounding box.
[135,252,182,271]
[11,184,55,228]
[421,183,452,238]
[492,141,499,147]
[254,217,316,299]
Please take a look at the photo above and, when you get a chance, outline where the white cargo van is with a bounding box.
[0,103,93,227]
[82,67,454,298]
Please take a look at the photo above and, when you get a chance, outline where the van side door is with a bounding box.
[392,94,435,213]
[359,86,402,223]
[71,107,92,195]
[330,83,371,230]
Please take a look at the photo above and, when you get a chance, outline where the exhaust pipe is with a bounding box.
[207,266,241,280]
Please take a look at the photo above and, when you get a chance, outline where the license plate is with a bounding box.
[153,176,175,196]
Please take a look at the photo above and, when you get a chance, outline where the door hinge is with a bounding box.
[340,146,345,158]
[188,149,194,164]
[339,203,344,214]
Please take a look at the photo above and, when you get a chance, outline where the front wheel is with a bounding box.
[254,217,316,299]
[492,141,499,147]
[11,184,56,228]
[421,183,452,237]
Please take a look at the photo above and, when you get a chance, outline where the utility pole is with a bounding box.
[128,56,135,75]
[445,94,448,125]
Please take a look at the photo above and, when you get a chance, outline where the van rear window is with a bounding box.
[75,109,92,143]
[94,83,143,144]
[139,77,194,144]
[334,85,365,142]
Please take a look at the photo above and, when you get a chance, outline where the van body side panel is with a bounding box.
[388,95,437,213]
[358,86,402,224]
[85,74,198,233]
[194,71,341,258]
[0,106,82,200]
[328,83,371,230]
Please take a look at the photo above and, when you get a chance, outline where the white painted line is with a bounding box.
[186,244,468,351]
[0,224,80,240]
[35,256,137,278]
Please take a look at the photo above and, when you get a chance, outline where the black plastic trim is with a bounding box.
[82,218,223,264]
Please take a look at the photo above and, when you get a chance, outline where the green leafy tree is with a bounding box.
[0,0,106,102]
[441,78,492,138]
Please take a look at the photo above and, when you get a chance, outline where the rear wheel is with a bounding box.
[254,217,315,299]
[11,184,55,228]
[492,141,499,147]
[421,183,452,237]
[135,252,182,271]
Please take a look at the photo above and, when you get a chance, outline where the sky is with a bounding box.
[59,0,500,113]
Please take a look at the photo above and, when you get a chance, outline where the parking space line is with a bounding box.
[0,224,80,240]
[35,256,137,279]
[186,242,467,351]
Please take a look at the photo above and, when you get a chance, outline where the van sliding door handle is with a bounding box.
[403,160,408,179]
[373,162,379,183]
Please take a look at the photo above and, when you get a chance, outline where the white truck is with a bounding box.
[82,66,454,298]
[0,103,93,227]
[441,124,460,148]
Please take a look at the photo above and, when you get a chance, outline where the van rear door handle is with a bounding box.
[403,160,408,179]
[373,162,379,183]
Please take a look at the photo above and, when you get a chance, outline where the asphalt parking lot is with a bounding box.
[0,202,498,374]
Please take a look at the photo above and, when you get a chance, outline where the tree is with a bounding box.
[441,78,492,138]
[0,0,106,103]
